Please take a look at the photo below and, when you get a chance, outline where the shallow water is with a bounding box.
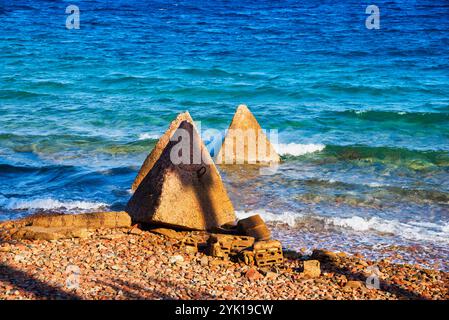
[0,1,448,270]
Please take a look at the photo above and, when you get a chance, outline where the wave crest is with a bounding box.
[0,196,108,212]
[138,133,160,141]
[274,143,325,156]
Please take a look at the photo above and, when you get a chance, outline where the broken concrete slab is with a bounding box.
[13,226,89,241]
[29,211,131,229]
[216,104,280,165]
[237,214,271,240]
[126,117,236,231]
[11,211,131,241]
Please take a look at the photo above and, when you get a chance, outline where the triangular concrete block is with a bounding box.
[216,104,280,164]
[126,117,236,231]
[132,112,194,192]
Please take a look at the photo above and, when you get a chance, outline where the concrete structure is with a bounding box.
[216,105,280,164]
[126,116,236,231]
[131,112,195,192]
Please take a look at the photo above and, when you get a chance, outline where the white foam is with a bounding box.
[236,209,301,227]
[324,216,449,243]
[366,182,387,188]
[138,133,159,140]
[236,209,449,244]
[330,216,395,233]
[442,223,449,233]
[274,143,325,156]
[0,196,108,212]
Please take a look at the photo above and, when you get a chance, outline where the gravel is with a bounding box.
[0,222,447,300]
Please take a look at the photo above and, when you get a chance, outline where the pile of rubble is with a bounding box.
[146,214,284,268]
[206,215,283,268]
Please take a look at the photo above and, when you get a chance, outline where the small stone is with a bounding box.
[209,259,227,266]
[150,228,184,240]
[343,280,363,292]
[169,255,184,264]
[264,271,278,280]
[0,245,11,253]
[14,254,26,263]
[184,245,198,255]
[200,256,209,267]
[128,227,143,235]
[303,260,321,278]
[245,267,263,281]
[100,234,124,240]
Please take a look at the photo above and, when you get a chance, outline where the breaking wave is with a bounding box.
[236,209,300,227]
[138,133,159,140]
[0,196,108,212]
[236,210,449,244]
[274,143,326,156]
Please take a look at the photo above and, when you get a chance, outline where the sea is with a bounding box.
[0,0,448,270]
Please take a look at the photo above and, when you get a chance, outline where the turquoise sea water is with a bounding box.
[0,0,448,269]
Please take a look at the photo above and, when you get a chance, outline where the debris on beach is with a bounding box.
[237,214,271,240]
[216,104,280,165]
[202,217,285,269]
[126,114,236,231]
[206,234,255,260]
[252,240,284,267]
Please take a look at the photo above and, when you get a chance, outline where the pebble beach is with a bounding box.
[1,219,447,300]
[1,1,449,304]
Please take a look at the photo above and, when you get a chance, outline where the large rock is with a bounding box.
[126,116,236,231]
[216,105,280,164]
[131,112,194,192]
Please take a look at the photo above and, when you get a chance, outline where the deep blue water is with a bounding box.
[0,0,448,269]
